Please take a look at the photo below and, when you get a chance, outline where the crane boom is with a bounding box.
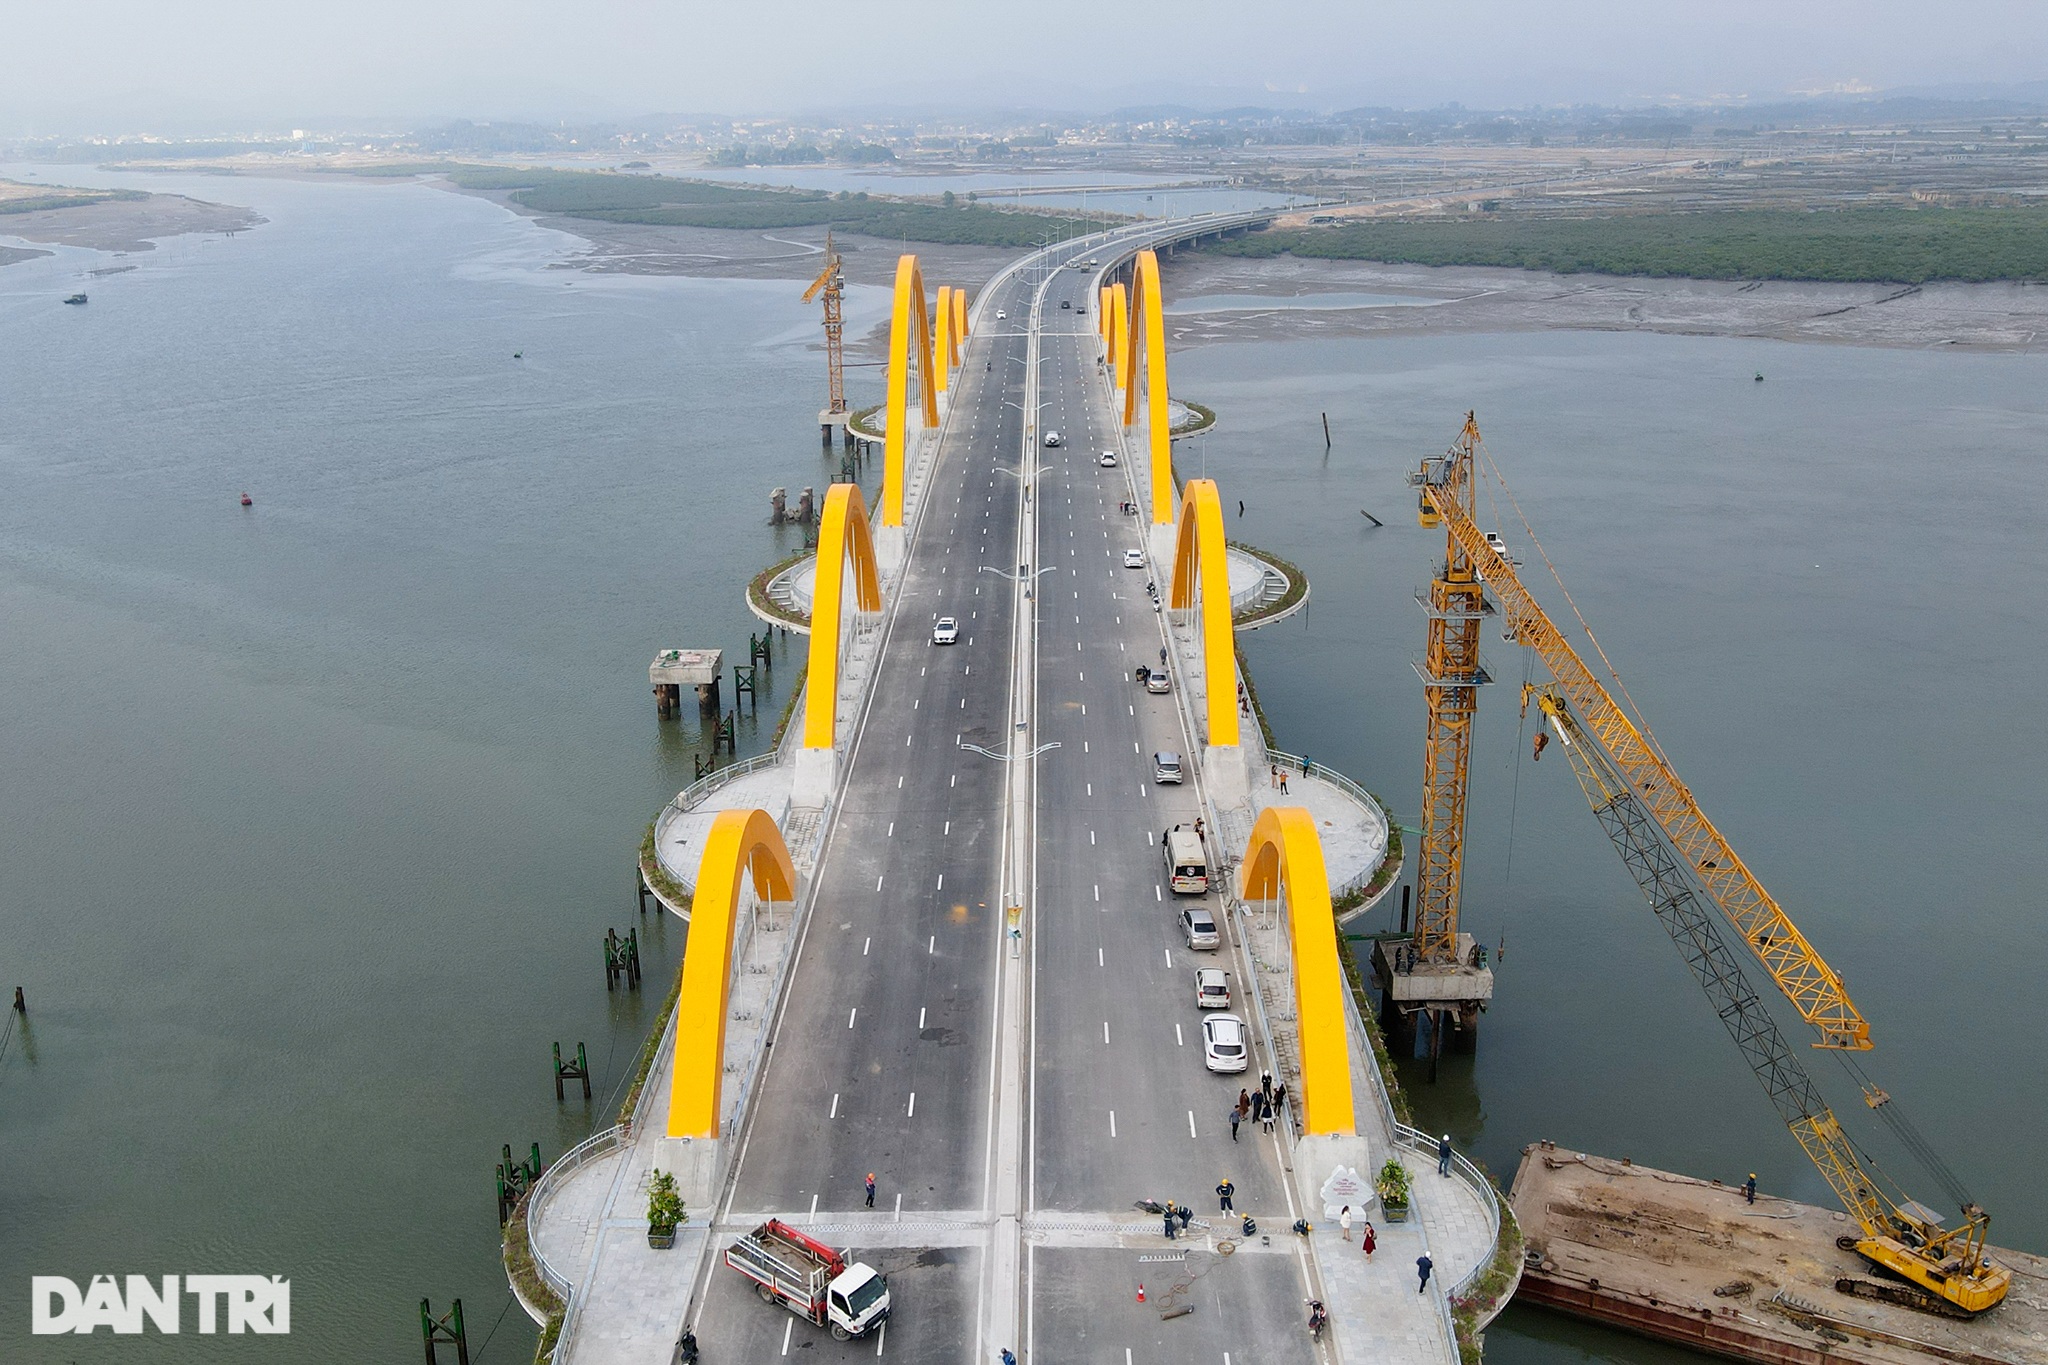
[800,232,846,417]
[1410,412,2006,1316]
[1534,687,2007,1315]
[1418,415,1869,1051]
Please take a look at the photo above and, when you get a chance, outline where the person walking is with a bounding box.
[1339,1205,1353,1242]
[1270,764,1279,789]
[1228,1105,1241,1142]
[1273,1080,1288,1117]
[1217,1178,1235,1213]
[1260,1070,1274,1108]
[1261,1092,1276,1135]
[1438,1133,1453,1176]
[1362,1221,1377,1260]
[865,1173,877,1208]
[1238,1088,1252,1120]
[1744,1173,1757,1205]
[1278,770,1289,794]
[1417,1253,1435,1293]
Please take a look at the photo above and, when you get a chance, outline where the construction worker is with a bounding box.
[1744,1173,1757,1205]
[1217,1177,1235,1213]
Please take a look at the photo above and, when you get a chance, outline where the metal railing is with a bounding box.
[526,1124,629,1304]
[1393,1122,1504,1303]
[1265,749,1391,898]
[665,749,782,818]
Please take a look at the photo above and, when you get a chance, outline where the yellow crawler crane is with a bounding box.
[1414,413,2009,1318]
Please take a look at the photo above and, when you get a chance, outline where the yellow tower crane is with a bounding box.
[1412,413,2009,1318]
[801,232,847,445]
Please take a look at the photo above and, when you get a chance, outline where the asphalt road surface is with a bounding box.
[689,232,1319,1365]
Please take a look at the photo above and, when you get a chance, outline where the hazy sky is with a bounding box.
[5,0,2046,131]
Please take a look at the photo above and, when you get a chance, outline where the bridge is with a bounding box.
[515,214,1510,1365]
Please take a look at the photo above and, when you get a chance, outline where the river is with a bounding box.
[3,168,2043,1363]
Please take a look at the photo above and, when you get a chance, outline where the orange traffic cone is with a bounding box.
[1136,1283,1145,1303]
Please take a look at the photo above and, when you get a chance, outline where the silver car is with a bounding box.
[1179,906,1219,950]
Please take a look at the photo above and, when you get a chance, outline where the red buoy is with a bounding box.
[240,493,253,506]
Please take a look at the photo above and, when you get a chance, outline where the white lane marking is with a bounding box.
[920,666,926,676]
[876,1318,887,1355]
[849,1008,858,1029]
[1156,885,1162,900]
[905,734,912,746]
[1081,704,1086,716]
[1128,704,1135,715]
[919,1007,927,1029]
[936,874,944,890]
[1093,885,1100,902]
[893,1192,902,1223]
[1176,1023,1185,1047]
[1139,784,1147,798]
[1098,947,1104,966]
[1109,1111,1117,1138]
[1163,948,1172,968]
[943,820,950,834]
[961,698,966,709]
[783,1315,794,1355]
[1090,830,1096,846]
[950,774,957,788]
[913,699,919,709]
[1078,670,1084,681]
[1083,740,1090,752]
[864,937,871,956]
[878,875,886,891]
[898,775,905,789]
[888,822,895,837]
[907,1092,916,1118]
[1147,831,1154,845]
[830,1094,840,1119]
[1119,642,1125,652]
[1188,1110,1198,1138]
[1134,742,1141,754]
[1104,1021,1110,1044]
[1086,783,1092,796]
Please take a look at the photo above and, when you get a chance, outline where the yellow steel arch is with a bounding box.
[1103,282,1129,392]
[668,807,798,1138]
[932,285,957,393]
[1240,807,1357,1137]
[1169,478,1241,748]
[802,482,882,750]
[951,285,968,342]
[1118,253,1173,522]
[882,254,941,528]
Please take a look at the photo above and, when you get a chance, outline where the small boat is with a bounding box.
[239,493,253,507]
[63,293,88,305]
[1754,371,1765,383]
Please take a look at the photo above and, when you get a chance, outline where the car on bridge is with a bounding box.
[1179,905,1220,951]
[1146,668,1171,694]
[1098,451,1118,467]
[1202,1012,1249,1073]
[1060,299,1071,309]
[1153,751,1183,784]
[931,616,959,645]
[995,309,1007,320]
[1043,431,1062,447]
[1196,967,1230,1009]
[1122,548,1144,568]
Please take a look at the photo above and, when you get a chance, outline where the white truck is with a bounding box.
[724,1219,891,1340]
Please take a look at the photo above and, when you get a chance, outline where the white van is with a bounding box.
[1153,751,1183,784]
[1163,823,1208,893]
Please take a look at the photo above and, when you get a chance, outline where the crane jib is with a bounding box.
[1420,473,1871,1052]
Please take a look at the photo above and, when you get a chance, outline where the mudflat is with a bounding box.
[1157,251,2048,353]
[1,188,264,254]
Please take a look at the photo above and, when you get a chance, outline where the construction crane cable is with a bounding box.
[1835,1051,1977,1210]
[1475,444,1672,769]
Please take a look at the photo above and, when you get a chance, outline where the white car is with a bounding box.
[1122,548,1145,569]
[1043,431,1062,448]
[1179,906,1219,950]
[931,616,959,645]
[1196,968,1231,1009]
[1202,1013,1249,1073]
[1098,451,1118,467]
[995,310,1007,320]
[1146,668,1171,694]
